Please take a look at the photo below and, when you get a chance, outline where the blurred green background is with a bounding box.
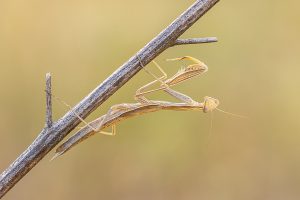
[1,0,300,199]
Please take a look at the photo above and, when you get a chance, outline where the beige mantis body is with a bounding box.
[52,56,220,159]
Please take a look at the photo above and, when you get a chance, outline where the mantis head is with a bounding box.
[203,96,247,118]
[203,96,220,113]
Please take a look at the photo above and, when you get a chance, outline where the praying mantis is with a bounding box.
[52,56,222,159]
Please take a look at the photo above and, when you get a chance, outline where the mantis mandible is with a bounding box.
[52,56,220,159]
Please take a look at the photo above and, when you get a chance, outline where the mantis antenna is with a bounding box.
[210,111,214,138]
[215,108,247,119]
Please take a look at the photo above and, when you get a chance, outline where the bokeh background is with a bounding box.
[1,0,300,199]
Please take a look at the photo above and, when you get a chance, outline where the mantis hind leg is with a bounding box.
[97,124,116,136]
[50,94,100,132]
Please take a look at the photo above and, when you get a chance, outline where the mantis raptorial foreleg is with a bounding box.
[163,88,198,105]
[137,56,207,95]
[136,56,202,105]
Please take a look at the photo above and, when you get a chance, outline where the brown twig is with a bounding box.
[0,0,220,198]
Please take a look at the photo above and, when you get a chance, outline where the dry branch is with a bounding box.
[0,0,219,198]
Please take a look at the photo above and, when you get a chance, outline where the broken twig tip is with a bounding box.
[46,72,51,78]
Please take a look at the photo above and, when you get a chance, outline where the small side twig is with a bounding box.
[45,73,52,128]
[173,37,218,46]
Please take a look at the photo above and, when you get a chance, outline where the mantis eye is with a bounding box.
[203,96,219,113]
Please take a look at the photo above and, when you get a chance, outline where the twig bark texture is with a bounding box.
[0,0,219,198]
[173,37,217,46]
[45,73,53,128]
